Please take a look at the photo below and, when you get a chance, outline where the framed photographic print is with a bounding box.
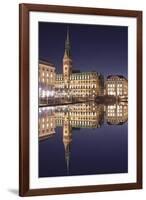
[19,3,142,196]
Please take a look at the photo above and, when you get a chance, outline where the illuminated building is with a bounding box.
[105,75,128,97]
[55,72,104,98]
[55,29,104,99]
[105,103,128,125]
[38,29,128,105]
[39,60,56,104]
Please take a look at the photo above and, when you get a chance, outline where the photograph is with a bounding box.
[38,22,128,178]
[19,4,142,196]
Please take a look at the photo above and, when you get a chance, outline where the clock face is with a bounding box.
[64,65,68,69]
[64,66,69,74]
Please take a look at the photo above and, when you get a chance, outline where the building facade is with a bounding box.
[39,60,56,104]
[55,72,104,99]
[105,75,128,98]
[54,29,104,99]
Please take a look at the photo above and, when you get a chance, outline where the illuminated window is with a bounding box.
[42,90,45,97]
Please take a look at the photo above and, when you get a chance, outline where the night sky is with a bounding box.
[39,22,128,78]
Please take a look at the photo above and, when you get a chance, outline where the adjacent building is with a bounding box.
[105,75,128,98]
[39,60,56,104]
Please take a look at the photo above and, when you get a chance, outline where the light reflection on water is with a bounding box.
[39,101,128,177]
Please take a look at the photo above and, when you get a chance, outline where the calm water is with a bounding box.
[39,102,128,177]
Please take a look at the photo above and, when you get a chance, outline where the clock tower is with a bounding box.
[63,28,72,88]
[63,112,72,174]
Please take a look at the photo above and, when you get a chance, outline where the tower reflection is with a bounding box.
[63,112,72,174]
[39,102,128,173]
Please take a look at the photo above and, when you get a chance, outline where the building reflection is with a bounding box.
[55,102,104,128]
[105,102,128,125]
[39,102,128,173]
[63,112,72,174]
[38,108,56,140]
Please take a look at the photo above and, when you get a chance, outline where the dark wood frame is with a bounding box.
[19,3,143,197]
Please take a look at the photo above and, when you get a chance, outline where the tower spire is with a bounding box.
[64,27,71,58]
[66,26,69,45]
[63,27,72,86]
[64,143,70,175]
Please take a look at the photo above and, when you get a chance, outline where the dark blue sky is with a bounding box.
[39,22,128,78]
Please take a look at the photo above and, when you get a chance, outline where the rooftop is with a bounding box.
[39,59,55,67]
[107,75,127,80]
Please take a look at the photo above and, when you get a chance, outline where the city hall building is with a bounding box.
[39,29,104,102]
